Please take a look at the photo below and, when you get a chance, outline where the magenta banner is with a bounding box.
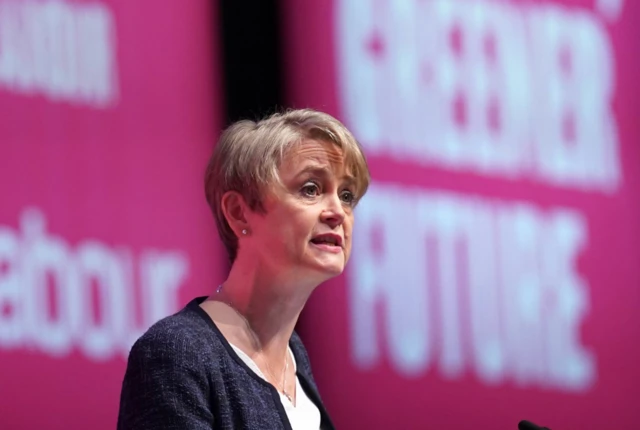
[0,0,222,429]
[283,0,640,428]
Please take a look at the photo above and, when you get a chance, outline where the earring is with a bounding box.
[241,229,248,235]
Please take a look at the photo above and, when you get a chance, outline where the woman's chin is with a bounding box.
[308,260,345,279]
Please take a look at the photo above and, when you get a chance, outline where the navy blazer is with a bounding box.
[118,297,335,430]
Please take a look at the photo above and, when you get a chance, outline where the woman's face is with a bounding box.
[245,139,358,284]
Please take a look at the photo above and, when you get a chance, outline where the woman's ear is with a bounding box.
[220,191,250,237]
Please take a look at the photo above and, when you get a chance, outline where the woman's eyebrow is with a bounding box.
[295,165,357,186]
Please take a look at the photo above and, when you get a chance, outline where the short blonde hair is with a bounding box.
[204,108,370,262]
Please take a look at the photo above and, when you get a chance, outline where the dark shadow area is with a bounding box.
[219,0,284,124]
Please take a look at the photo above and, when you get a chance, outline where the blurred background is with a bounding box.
[1,0,639,428]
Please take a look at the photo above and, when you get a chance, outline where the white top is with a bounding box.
[229,344,322,430]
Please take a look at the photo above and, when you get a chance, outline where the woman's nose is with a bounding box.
[320,195,346,227]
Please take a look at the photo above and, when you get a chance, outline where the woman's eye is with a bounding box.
[301,183,320,197]
[340,190,356,205]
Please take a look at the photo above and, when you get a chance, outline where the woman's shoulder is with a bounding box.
[127,297,222,365]
[118,298,223,429]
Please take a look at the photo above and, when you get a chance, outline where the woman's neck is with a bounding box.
[213,259,315,364]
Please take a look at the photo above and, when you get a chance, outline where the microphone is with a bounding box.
[518,420,552,430]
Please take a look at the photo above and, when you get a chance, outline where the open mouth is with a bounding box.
[310,233,343,248]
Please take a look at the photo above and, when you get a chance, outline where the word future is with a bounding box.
[349,185,594,392]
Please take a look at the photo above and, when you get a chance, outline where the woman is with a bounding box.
[117,108,370,429]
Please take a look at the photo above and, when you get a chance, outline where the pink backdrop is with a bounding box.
[0,0,222,429]
[284,0,640,429]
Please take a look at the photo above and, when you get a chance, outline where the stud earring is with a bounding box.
[241,229,248,235]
